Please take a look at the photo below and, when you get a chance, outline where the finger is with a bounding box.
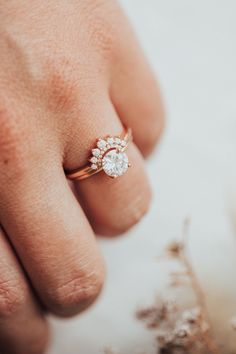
[64,97,152,236]
[76,143,151,236]
[110,9,165,157]
[0,151,105,317]
[0,227,49,354]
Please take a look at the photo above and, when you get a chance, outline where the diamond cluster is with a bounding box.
[89,136,129,178]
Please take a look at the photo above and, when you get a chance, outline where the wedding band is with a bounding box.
[65,127,132,181]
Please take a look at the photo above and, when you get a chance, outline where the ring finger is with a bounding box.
[64,93,151,236]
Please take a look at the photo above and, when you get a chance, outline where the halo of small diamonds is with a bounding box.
[89,135,129,177]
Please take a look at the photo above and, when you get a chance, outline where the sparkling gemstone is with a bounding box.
[107,137,114,145]
[102,149,129,177]
[115,137,121,145]
[97,139,106,149]
[121,140,126,147]
[90,156,98,163]
[91,163,98,170]
[92,148,100,157]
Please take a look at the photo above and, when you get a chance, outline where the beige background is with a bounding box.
[48,1,236,353]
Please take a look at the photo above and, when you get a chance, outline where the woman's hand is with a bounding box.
[0,1,164,353]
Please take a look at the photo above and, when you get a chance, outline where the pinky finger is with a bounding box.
[0,227,49,354]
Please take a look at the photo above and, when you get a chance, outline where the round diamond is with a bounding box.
[97,139,106,149]
[92,148,100,157]
[115,138,121,145]
[102,149,129,177]
[90,156,98,163]
[107,137,114,145]
[91,163,98,170]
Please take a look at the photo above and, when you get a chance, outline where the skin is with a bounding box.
[0,1,164,353]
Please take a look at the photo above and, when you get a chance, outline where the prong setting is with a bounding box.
[89,135,129,177]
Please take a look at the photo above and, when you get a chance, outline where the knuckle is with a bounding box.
[0,101,31,175]
[0,279,24,318]
[46,264,105,317]
[0,104,22,160]
[41,58,79,116]
[0,99,50,186]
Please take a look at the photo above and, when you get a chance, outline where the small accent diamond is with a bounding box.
[92,148,100,157]
[115,138,121,144]
[121,140,126,147]
[97,139,106,149]
[91,164,98,170]
[107,137,114,145]
[90,157,98,163]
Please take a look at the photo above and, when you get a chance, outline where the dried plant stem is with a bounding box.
[181,219,221,354]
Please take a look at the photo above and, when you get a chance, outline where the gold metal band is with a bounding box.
[65,127,132,181]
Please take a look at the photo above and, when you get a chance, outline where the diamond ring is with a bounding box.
[65,127,132,180]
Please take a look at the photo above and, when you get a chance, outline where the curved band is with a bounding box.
[65,127,132,181]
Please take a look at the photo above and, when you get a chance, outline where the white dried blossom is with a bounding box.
[175,322,192,338]
[181,307,201,323]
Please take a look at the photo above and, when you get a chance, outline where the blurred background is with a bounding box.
[48,1,236,353]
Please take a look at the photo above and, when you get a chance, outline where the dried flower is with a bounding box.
[137,220,221,354]
[181,307,201,323]
[166,241,184,258]
[136,299,177,329]
[104,219,227,354]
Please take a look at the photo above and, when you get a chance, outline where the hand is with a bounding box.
[0,1,164,353]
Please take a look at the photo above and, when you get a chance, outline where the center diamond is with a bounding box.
[102,149,129,177]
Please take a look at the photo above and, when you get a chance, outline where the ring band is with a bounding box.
[65,127,132,181]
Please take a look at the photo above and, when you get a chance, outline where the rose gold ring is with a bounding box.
[65,127,132,181]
